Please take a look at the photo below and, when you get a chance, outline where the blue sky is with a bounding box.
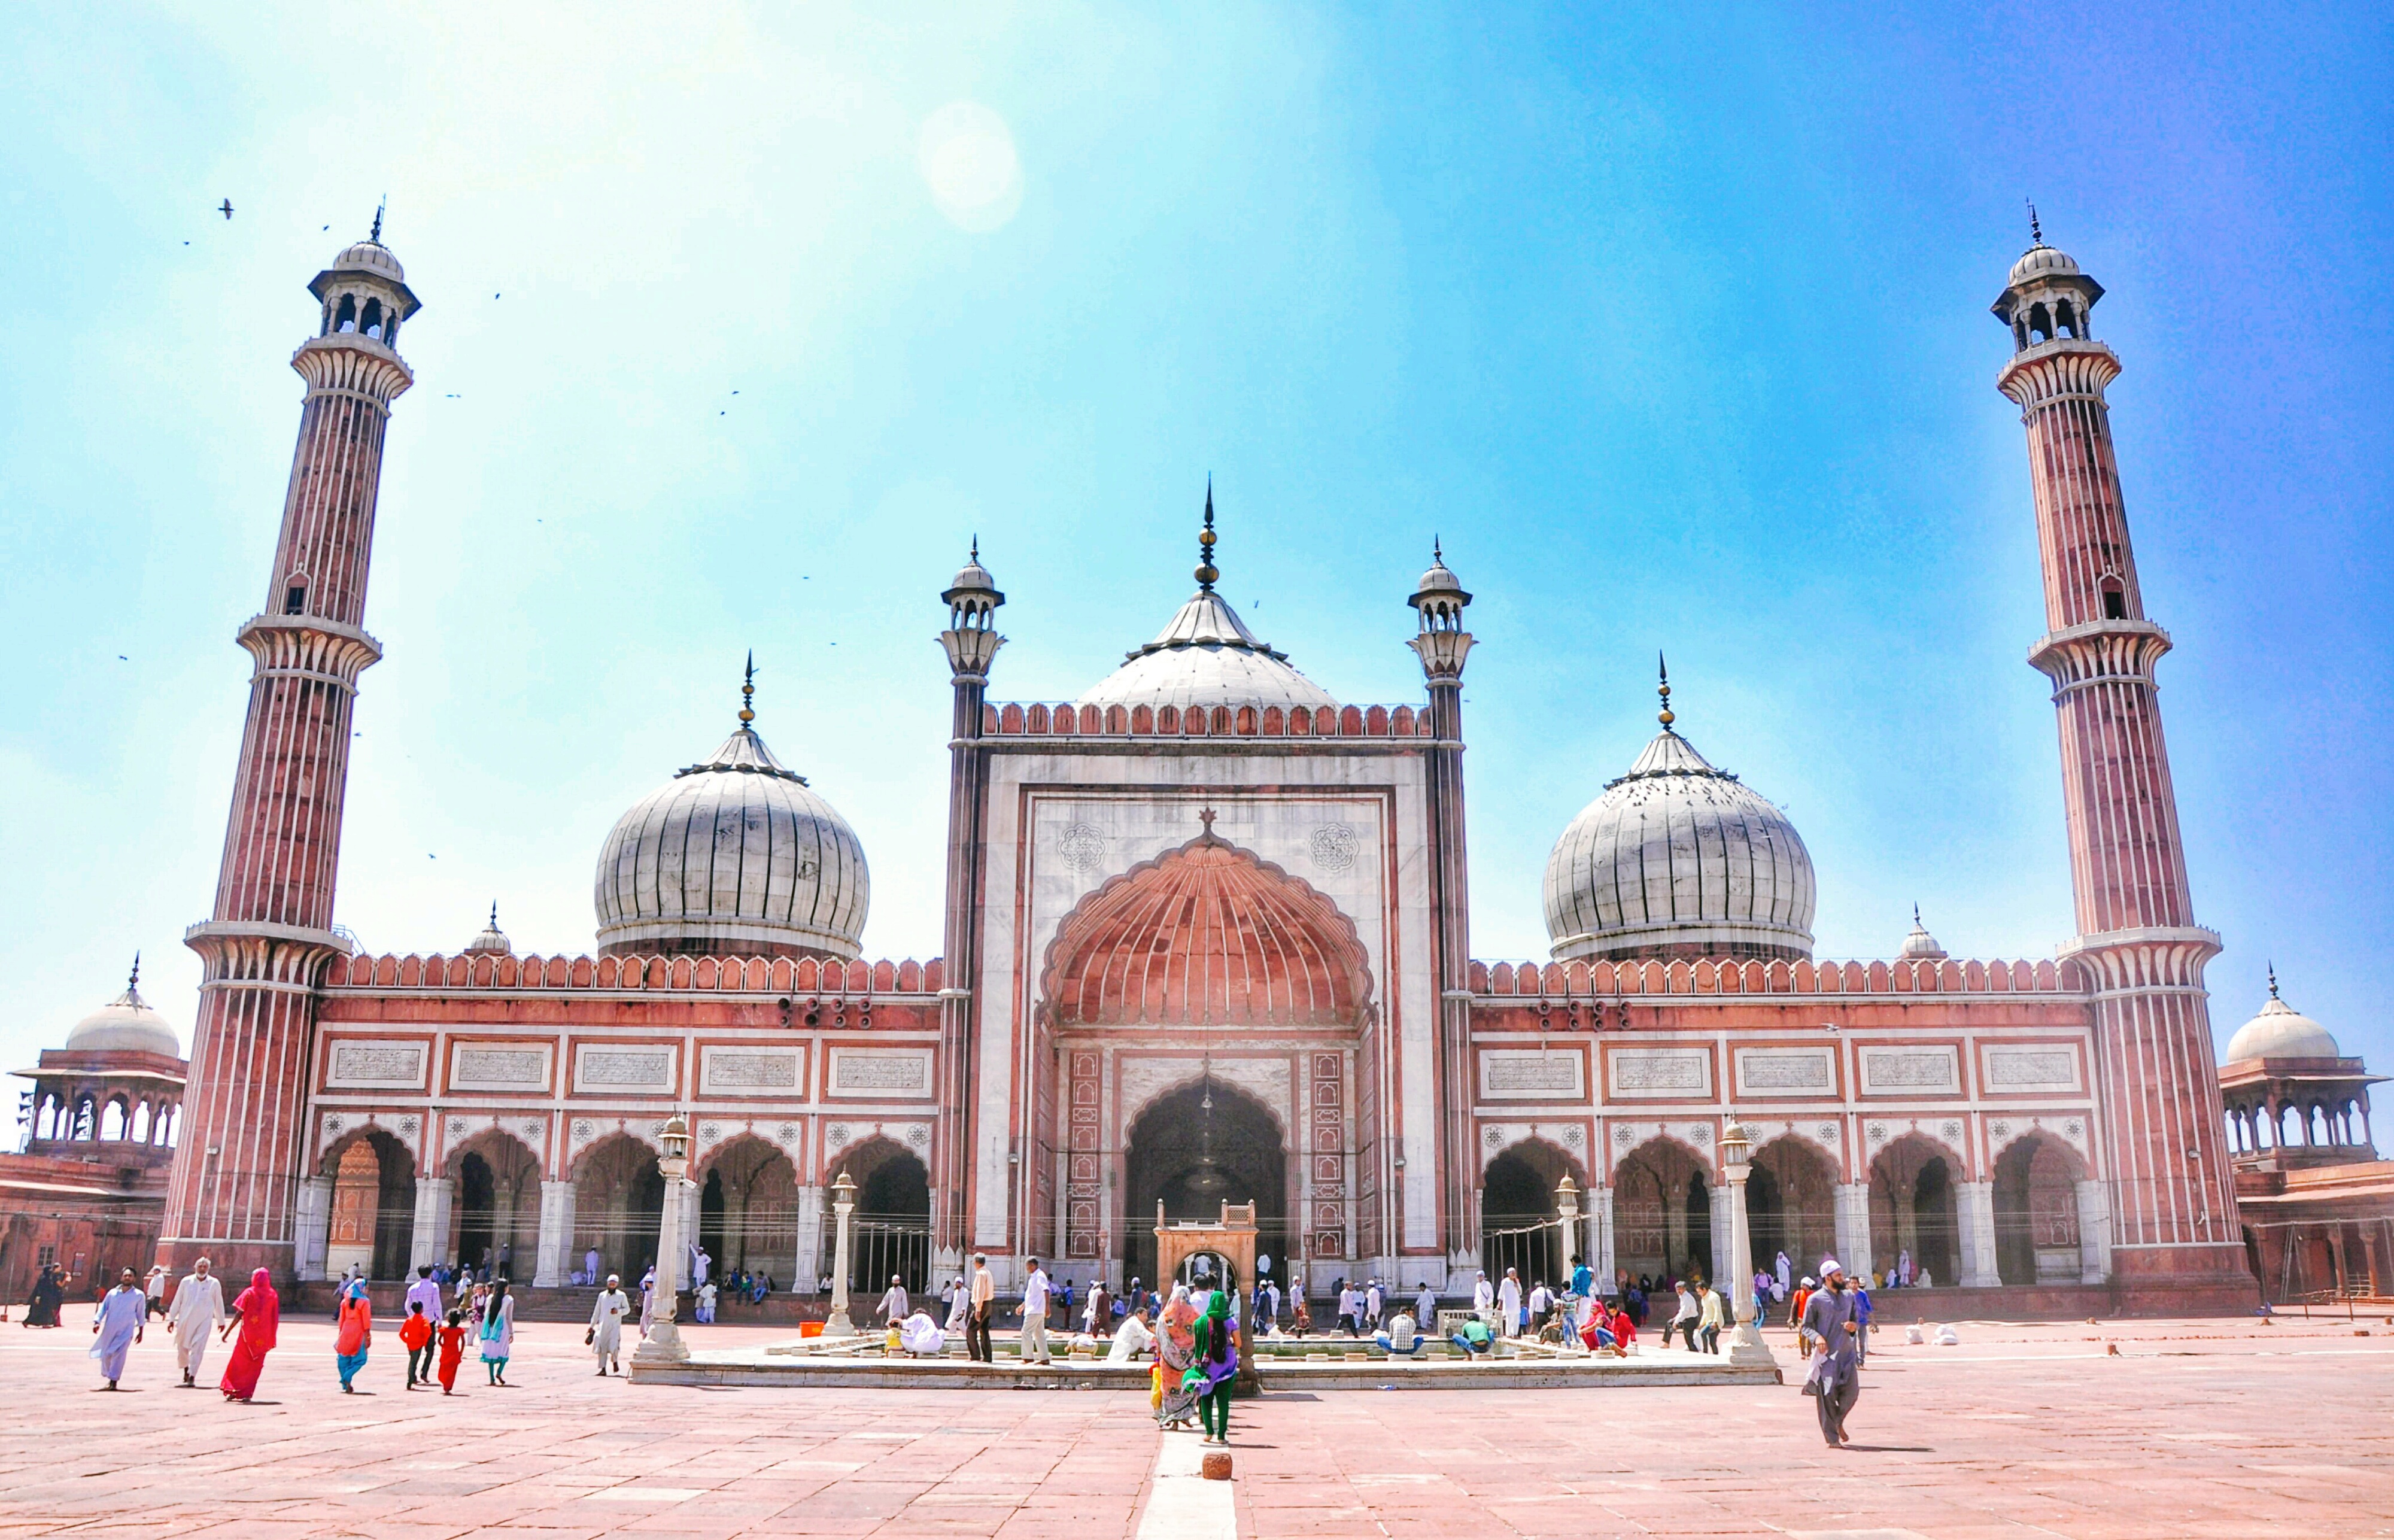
[3,4,2387,1083]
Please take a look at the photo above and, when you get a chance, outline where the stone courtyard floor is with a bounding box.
[2,1310,2390,1538]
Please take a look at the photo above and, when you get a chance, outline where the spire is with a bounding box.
[969,534,979,564]
[2026,199,2043,248]
[1657,653,1676,731]
[489,901,500,928]
[739,651,757,727]
[1195,478,1219,591]
[1433,535,1443,563]
[2268,961,2280,1000]
[370,196,386,245]
[1913,902,1922,926]
[129,952,141,995]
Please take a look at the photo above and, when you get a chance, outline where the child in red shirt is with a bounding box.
[436,1308,467,1395]
[399,1302,434,1390]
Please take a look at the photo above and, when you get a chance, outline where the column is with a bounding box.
[1708,1189,1733,1283]
[2074,1179,2113,1284]
[675,1178,701,1290]
[1721,1165,1778,1369]
[793,1184,825,1290]
[534,1179,576,1287]
[1956,1180,2000,1288]
[408,1176,454,1274]
[1589,1186,1615,1288]
[293,1174,334,1281]
[1833,1182,1872,1283]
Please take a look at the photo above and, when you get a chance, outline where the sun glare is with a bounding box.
[918,100,1023,233]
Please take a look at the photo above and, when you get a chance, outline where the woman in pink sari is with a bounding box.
[218,1268,279,1402]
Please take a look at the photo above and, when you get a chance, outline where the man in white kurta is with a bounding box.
[590,1275,632,1375]
[1498,1269,1524,1337]
[879,1275,910,1327]
[165,1259,227,1387]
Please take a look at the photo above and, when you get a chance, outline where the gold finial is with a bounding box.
[1657,652,1675,728]
[1195,478,1219,590]
[739,651,757,726]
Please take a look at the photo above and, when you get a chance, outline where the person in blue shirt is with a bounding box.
[1569,1254,1594,1301]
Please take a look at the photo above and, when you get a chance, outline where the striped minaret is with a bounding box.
[157,228,420,1283]
[1994,221,2252,1299]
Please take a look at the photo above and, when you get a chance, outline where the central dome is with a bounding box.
[1079,590,1338,713]
[1543,704,1816,962]
[594,716,868,961]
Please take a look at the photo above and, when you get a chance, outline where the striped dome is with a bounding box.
[1543,726,1816,962]
[1041,828,1368,1026]
[593,724,868,960]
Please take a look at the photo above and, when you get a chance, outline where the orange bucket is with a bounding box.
[799,1321,824,1338]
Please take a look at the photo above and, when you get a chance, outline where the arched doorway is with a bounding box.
[697,1136,800,1279]
[1612,1138,1712,1286]
[1481,1142,1578,1293]
[1123,1080,1286,1288]
[1870,1135,1959,1286]
[574,1134,667,1284]
[1992,1134,2086,1284]
[823,1137,932,1295]
[323,1129,415,1280]
[448,1131,540,1280]
[1748,1136,1838,1278]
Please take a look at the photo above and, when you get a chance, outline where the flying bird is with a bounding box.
[218,198,233,220]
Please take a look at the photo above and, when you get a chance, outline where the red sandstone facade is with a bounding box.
[143,229,2304,1313]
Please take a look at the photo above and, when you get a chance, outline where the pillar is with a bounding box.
[1588,1185,1615,1289]
[1408,548,1476,1264]
[1956,1180,2000,1288]
[1833,1182,1872,1283]
[825,1175,858,1337]
[293,1174,334,1281]
[938,549,1002,1264]
[1996,233,2248,1292]
[534,1179,576,1287]
[1720,1160,1778,1369]
[408,1176,454,1274]
[157,232,420,1284]
[2074,1179,2113,1284]
[793,1184,825,1290]
[1708,1187,1733,1284]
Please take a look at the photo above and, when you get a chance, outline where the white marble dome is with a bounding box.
[2009,242,2081,287]
[1080,589,1338,714]
[65,969,180,1058]
[333,239,405,281]
[594,723,868,959]
[1544,725,1816,962]
[2224,989,2338,1063]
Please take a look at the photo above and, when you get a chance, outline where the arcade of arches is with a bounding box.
[1870,1135,1959,1286]
[449,1132,539,1278]
[1612,1140,1712,1284]
[822,1137,931,1295]
[575,1134,666,1284]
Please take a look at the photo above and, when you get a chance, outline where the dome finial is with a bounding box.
[1913,901,1921,927]
[739,651,757,727]
[2027,198,2042,248]
[127,952,141,1000]
[2268,961,2279,1000]
[370,195,386,245]
[1657,652,1675,730]
[970,533,979,563]
[489,900,499,928]
[1195,477,1219,590]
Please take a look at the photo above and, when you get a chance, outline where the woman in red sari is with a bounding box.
[218,1268,279,1402]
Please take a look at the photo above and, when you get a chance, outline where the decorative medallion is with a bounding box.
[1940,1120,1964,1141]
[572,1119,594,1141]
[519,1119,542,1142]
[906,1125,931,1149]
[1484,1126,1503,1148]
[827,1122,851,1147]
[1816,1124,1838,1144]
[1867,1122,1889,1144]
[1562,1126,1584,1147]
[1990,1120,2012,1140]
[1615,1125,1636,1146]
[323,1114,346,1137]
[1691,1124,1711,1145]
[1310,823,1359,874]
[1057,823,1108,873]
[446,1116,469,1140]
[777,1123,800,1143]
[397,1116,420,1137]
[700,1122,724,1145]
[2064,1119,2084,1140]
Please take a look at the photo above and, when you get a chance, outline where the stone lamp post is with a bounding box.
[1716,1120,1778,1370]
[1554,1174,1581,1280]
[634,1113,693,1366]
[824,1170,859,1338]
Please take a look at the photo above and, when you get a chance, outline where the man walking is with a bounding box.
[1799,1259,1863,1446]
[1414,1280,1438,1332]
[1497,1268,1524,1338]
[1019,1258,1053,1364]
[89,1268,145,1389]
[1472,1271,1494,1329]
[403,1266,443,1387]
[967,1255,995,1363]
[1670,1280,1700,1349]
[879,1274,910,1329]
[589,1274,631,1375]
[165,1256,226,1388]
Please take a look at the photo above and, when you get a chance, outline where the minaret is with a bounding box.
[1994,220,2250,1296]
[935,539,1004,1274]
[158,226,420,1281]
[1408,542,1474,1270]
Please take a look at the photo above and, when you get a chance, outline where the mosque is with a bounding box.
[14,229,2385,1315]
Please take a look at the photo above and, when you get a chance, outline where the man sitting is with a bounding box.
[1449,1314,1494,1357]
[898,1310,946,1357]
[1107,1306,1156,1362]
[1374,1310,1426,1356]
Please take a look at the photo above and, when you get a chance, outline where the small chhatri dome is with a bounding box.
[1078,487,1339,713]
[1899,905,1948,960]
[593,662,870,961]
[63,956,181,1058]
[1412,538,1468,602]
[466,903,512,955]
[2223,967,2340,1062]
[1543,662,1816,962]
[333,238,406,283]
[2007,243,2081,287]
[944,537,1002,605]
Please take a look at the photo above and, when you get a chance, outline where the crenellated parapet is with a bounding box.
[323,950,944,998]
[982,700,1436,740]
[1469,955,2080,1001]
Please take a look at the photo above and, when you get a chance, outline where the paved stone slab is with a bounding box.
[3,1311,2392,1536]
